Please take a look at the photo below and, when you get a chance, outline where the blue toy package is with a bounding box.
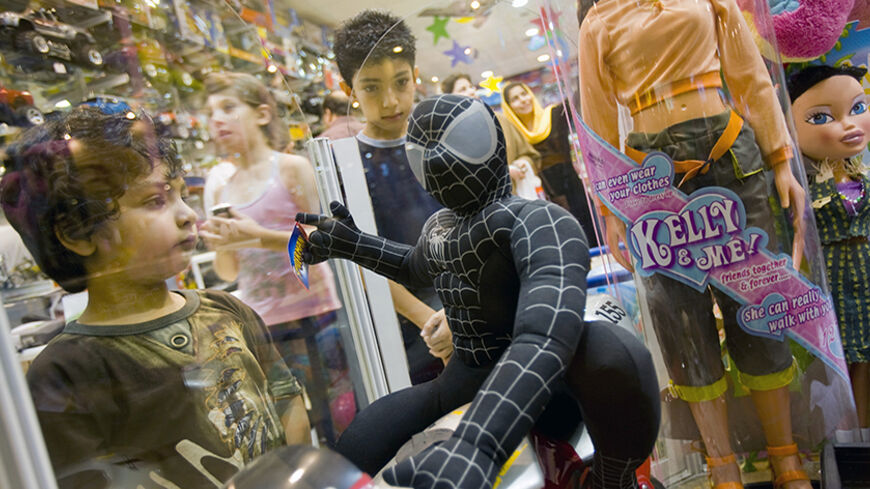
[288,222,310,290]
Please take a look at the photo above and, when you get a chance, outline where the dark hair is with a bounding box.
[0,106,181,292]
[333,10,416,88]
[441,73,471,95]
[787,64,868,102]
[204,72,289,150]
[321,90,352,117]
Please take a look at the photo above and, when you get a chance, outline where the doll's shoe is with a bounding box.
[767,443,811,489]
[705,453,744,489]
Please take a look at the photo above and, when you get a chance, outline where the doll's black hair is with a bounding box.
[787,64,867,102]
[333,10,416,88]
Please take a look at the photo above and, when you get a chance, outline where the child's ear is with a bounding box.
[255,104,273,127]
[55,226,96,257]
[339,81,352,97]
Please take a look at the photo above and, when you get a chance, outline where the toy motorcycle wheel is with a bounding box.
[76,44,102,67]
[16,31,49,55]
[16,105,43,126]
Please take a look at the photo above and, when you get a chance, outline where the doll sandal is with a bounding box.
[705,453,744,489]
[767,443,811,489]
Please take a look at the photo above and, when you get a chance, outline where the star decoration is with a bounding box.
[426,16,451,45]
[479,74,503,94]
[443,40,474,67]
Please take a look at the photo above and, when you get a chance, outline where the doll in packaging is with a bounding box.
[578,0,813,488]
[788,64,870,434]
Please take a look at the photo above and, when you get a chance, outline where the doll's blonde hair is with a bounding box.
[812,156,868,183]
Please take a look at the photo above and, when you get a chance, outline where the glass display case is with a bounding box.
[0,0,863,488]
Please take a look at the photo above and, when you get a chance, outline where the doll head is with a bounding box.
[204,72,289,153]
[405,94,510,216]
[788,65,870,163]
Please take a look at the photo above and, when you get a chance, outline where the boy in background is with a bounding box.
[318,90,365,140]
[334,10,452,381]
[1,106,308,488]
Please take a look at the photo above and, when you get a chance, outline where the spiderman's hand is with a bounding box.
[382,437,499,489]
[295,201,362,264]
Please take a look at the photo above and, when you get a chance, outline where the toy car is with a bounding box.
[0,84,43,126]
[0,8,103,67]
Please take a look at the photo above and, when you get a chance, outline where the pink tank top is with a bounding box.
[227,157,341,325]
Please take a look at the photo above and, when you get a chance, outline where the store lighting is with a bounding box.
[556,50,563,57]
[54,99,71,109]
[126,111,136,120]
[480,70,493,79]
[352,101,360,108]
[392,46,403,53]
[464,48,472,55]
[470,0,480,9]
[267,64,278,73]
[431,76,439,83]
[512,0,529,6]
[416,77,422,84]
[289,469,304,484]
[525,27,538,37]
[537,54,550,62]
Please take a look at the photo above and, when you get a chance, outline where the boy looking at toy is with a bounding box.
[1,106,309,489]
[333,10,452,380]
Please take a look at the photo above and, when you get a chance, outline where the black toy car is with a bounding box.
[0,8,102,67]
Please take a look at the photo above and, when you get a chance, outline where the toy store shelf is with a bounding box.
[1,280,60,304]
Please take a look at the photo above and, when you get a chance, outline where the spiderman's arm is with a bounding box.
[296,201,431,288]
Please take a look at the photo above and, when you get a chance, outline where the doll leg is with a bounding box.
[639,273,744,488]
[717,291,808,489]
[688,396,743,489]
[750,387,811,489]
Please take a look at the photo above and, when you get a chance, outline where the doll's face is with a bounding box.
[793,75,870,162]
[506,86,533,116]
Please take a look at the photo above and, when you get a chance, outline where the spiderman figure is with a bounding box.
[298,94,660,489]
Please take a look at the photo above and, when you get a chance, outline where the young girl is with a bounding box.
[789,64,870,431]
[199,72,346,442]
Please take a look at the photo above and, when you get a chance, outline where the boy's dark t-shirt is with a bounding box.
[356,133,444,383]
[26,289,302,489]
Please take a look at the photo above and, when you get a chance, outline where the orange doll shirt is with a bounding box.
[578,0,791,166]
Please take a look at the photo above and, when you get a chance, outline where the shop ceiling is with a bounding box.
[286,0,579,85]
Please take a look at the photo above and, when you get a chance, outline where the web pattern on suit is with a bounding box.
[302,95,593,488]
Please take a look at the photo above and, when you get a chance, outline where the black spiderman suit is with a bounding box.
[298,95,660,489]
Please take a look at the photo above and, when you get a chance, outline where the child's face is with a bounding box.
[506,86,533,116]
[793,75,870,162]
[206,92,268,153]
[451,78,477,98]
[350,58,416,139]
[92,163,197,284]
